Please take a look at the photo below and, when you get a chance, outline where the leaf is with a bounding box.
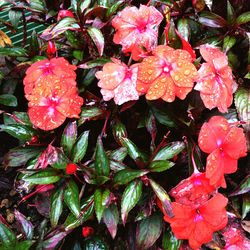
[0,222,16,248]
[0,30,12,47]
[148,160,175,173]
[149,178,173,217]
[42,230,67,250]
[78,58,111,69]
[3,112,31,126]
[0,47,27,57]
[109,147,127,162]
[50,188,64,228]
[112,120,128,146]
[71,131,89,163]
[153,141,185,161]
[162,228,181,250]
[242,195,250,219]
[87,27,104,56]
[50,148,69,170]
[8,10,22,28]
[199,11,227,28]
[23,169,61,184]
[103,204,119,239]
[177,18,190,41]
[230,175,250,196]
[113,169,149,186]
[136,213,162,249]
[94,189,105,223]
[79,0,92,13]
[61,121,77,157]
[0,94,17,107]
[236,11,250,25]
[78,107,105,125]
[223,36,236,52]
[64,180,81,217]
[28,0,46,13]
[121,180,142,225]
[14,210,33,240]
[106,1,124,17]
[227,0,236,24]
[95,136,110,178]
[40,17,80,41]
[16,240,34,250]
[84,236,108,250]
[0,124,36,141]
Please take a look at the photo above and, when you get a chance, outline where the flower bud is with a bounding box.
[82,226,94,237]
[46,41,56,59]
[66,163,78,175]
[57,10,74,21]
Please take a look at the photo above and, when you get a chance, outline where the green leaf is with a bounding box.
[0,47,27,57]
[95,136,110,178]
[64,196,94,231]
[109,147,127,162]
[98,0,108,7]
[64,180,81,217]
[29,31,40,56]
[103,204,119,239]
[230,176,250,196]
[23,169,60,184]
[79,0,92,13]
[28,0,46,13]
[50,188,64,228]
[148,160,175,172]
[121,180,142,224]
[51,148,69,169]
[227,0,236,24]
[0,124,36,141]
[78,107,105,125]
[78,58,111,69]
[8,10,22,28]
[84,236,108,250]
[223,35,236,52]
[149,178,173,217]
[153,141,185,161]
[61,121,77,157]
[236,11,250,25]
[106,1,124,17]
[112,120,128,146]
[162,228,181,250]
[73,50,84,61]
[177,18,190,41]
[0,94,17,107]
[0,223,16,248]
[87,27,104,56]
[242,195,250,219]
[15,240,33,250]
[113,169,149,186]
[3,112,31,126]
[110,160,127,172]
[94,189,105,223]
[199,11,227,28]
[71,131,89,163]
[136,213,162,249]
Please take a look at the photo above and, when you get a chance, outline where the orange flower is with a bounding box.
[164,193,228,250]
[95,58,139,105]
[112,5,163,61]
[194,45,235,113]
[136,45,197,102]
[198,116,247,188]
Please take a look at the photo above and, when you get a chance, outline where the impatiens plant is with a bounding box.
[0,0,249,250]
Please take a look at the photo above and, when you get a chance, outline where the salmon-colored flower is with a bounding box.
[198,116,247,188]
[169,172,215,206]
[136,45,197,102]
[95,59,139,105]
[194,45,235,113]
[112,5,163,61]
[164,193,228,250]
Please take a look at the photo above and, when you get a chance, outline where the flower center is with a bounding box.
[40,63,53,75]
[194,210,203,222]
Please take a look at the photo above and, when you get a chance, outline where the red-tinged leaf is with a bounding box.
[236,11,250,25]
[42,230,67,250]
[230,175,250,196]
[199,11,227,28]
[78,106,105,125]
[149,178,173,217]
[14,210,34,240]
[136,213,163,249]
[164,21,182,49]
[112,120,128,146]
[177,18,190,41]
[103,204,119,239]
[87,27,104,56]
[120,100,137,112]
[35,184,54,193]
[121,180,142,225]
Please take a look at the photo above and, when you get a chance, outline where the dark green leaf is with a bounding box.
[136,213,162,249]
[84,236,108,250]
[242,195,250,219]
[98,0,108,7]
[236,11,250,25]
[109,147,127,162]
[0,47,27,57]
[113,169,148,186]
[94,189,105,223]
[0,94,17,107]
[15,240,33,250]
[73,50,84,60]
[71,131,89,163]
[78,58,111,69]
[3,112,31,126]
[50,188,64,228]
[87,27,104,56]
[65,31,82,49]
[199,11,227,28]
[110,160,127,172]
[61,121,77,157]
[230,176,250,196]
[112,120,128,146]
[51,148,69,169]
[14,210,33,240]
[106,1,124,17]
[223,36,236,52]
[8,10,22,28]
[79,0,92,13]
[162,228,181,250]
[103,204,119,239]
[148,160,175,172]
[78,107,105,125]
[227,0,236,24]
[153,141,185,161]
[177,18,190,41]
[95,136,110,178]
[64,180,81,217]
[0,223,16,248]
[121,180,142,224]
[23,169,60,184]
[28,0,46,13]
[29,31,40,55]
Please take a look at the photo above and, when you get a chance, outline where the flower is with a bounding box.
[194,44,235,113]
[112,5,163,61]
[66,163,78,175]
[46,41,57,59]
[95,58,139,105]
[164,193,228,250]
[82,226,94,238]
[136,45,197,102]
[57,10,74,21]
[169,172,215,206]
[198,116,247,188]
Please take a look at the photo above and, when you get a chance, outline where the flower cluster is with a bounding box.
[24,57,83,130]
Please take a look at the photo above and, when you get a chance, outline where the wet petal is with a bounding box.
[200,44,226,63]
[145,75,168,100]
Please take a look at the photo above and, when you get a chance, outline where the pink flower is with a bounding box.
[194,45,235,113]
[95,59,139,105]
[112,5,163,61]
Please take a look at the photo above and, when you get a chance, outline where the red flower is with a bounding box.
[169,173,215,206]
[164,193,228,250]
[112,5,163,61]
[46,41,57,59]
[136,45,197,102]
[82,226,94,238]
[198,116,247,188]
[95,58,139,105]
[66,163,78,175]
[57,10,74,21]
[194,45,235,113]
